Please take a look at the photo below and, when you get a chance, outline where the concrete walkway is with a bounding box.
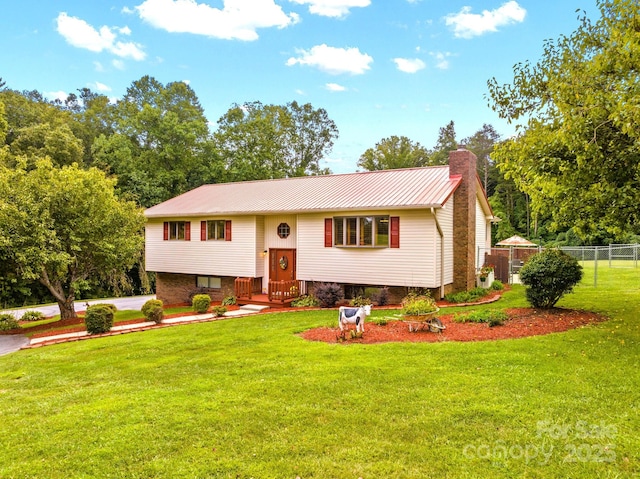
[1,304,270,354]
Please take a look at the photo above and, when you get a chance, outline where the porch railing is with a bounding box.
[235,277,254,300]
[268,280,304,303]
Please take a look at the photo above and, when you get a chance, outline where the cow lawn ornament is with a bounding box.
[338,304,372,334]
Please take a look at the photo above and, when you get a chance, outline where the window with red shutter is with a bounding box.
[201,221,207,241]
[225,220,232,241]
[390,216,400,248]
[324,218,332,247]
[185,222,191,241]
[163,222,169,241]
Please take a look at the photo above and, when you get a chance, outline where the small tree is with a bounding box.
[519,249,583,308]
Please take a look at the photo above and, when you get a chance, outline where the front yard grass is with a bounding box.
[0,278,638,478]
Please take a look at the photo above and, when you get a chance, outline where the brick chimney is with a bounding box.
[450,148,477,292]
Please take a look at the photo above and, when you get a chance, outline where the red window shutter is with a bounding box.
[390,216,400,248]
[201,221,207,241]
[163,222,169,241]
[185,222,191,241]
[225,220,232,241]
[324,218,333,247]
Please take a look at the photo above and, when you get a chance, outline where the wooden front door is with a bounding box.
[270,248,296,282]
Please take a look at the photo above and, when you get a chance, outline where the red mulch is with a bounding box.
[15,304,241,339]
[300,308,607,344]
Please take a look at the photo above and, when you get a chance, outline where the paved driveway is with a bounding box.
[0,334,30,356]
[1,295,156,319]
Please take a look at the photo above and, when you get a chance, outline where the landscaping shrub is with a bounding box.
[291,295,320,307]
[20,310,45,322]
[350,296,372,307]
[0,313,20,331]
[90,303,118,314]
[519,249,583,308]
[141,299,164,324]
[192,294,211,314]
[401,292,438,316]
[84,305,114,335]
[313,283,344,308]
[490,280,504,291]
[445,287,489,304]
[364,286,389,306]
[453,310,508,327]
[222,295,237,306]
[212,305,228,317]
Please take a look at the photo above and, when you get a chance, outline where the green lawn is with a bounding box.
[0,276,638,478]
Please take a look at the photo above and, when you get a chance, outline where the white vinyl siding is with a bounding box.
[475,195,491,268]
[436,203,454,285]
[146,216,262,277]
[297,210,439,288]
[264,215,297,249]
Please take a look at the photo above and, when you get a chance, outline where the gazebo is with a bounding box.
[495,235,539,283]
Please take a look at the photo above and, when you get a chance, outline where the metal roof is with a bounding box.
[144,166,464,218]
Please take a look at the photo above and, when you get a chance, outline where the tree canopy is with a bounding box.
[357,135,431,171]
[487,0,640,240]
[0,160,145,319]
[92,76,213,207]
[213,100,337,181]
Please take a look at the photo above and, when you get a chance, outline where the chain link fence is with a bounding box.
[479,244,640,288]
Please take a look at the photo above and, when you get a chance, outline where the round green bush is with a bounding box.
[20,310,45,322]
[141,299,164,323]
[519,249,583,308]
[192,294,211,314]
[84,305,114,335]
[90,303,118,314]
[0,313,20,331]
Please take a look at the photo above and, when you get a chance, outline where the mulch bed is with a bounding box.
[10,305,241,339]
[300,308,607,344]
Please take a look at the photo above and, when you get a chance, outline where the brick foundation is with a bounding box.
[156,273,235,305]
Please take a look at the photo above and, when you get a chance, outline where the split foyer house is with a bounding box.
[144,148,495,305]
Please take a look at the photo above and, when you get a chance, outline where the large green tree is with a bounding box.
[429,120,458,165]
[213,100,338,181]
[0,89,85,169]
[92,76,213,207]
[487,0,640,240]
[462,123,501,195]
[357,135,431,171]
[0,160,145,319]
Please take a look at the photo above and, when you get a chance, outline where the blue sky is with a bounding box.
[1,0,597,173]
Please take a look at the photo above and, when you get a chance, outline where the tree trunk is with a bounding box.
[58,295,77,321]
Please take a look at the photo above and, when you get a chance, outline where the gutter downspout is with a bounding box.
[432,207,445,299]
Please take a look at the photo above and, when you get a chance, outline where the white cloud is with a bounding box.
[93,81,112,92]
[289,0,370,18]
[135,0,298,41]
[429,51,453,70]
[326,82,347,92]
[286,44,373,75]
[444,1,526,39]
[393,57,425,73]
[93,61,105,72]
[44,90,68,102]
[56,12,146,60]
[112,59,125,70]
